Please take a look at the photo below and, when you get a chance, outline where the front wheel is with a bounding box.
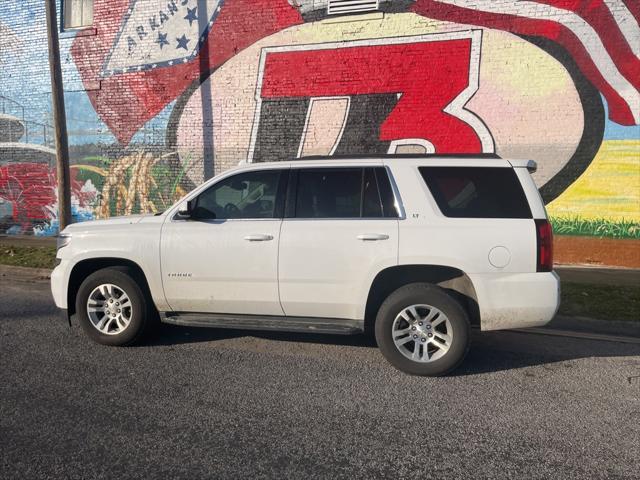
[75,267,153,346]
[375,283,470,376]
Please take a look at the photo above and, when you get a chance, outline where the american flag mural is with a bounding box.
[409,0,640,126]
[70,0,639,145]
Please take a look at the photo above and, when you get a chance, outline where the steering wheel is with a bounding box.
[224,203,241,217]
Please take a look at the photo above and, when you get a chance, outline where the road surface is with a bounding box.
[1,278,639,479]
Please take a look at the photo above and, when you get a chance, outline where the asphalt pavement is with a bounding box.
[1,278,639,479]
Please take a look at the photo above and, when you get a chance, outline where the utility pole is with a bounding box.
[44,0,72,231]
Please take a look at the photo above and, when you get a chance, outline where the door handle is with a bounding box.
[357,234,389,241]
[244,234,274,242]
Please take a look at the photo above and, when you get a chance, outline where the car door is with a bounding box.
[278,166,399,320]
[161,167,289,315]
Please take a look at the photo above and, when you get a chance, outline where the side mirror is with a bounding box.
[177,200,194,218]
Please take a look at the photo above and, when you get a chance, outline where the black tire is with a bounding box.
[75,267,154,346]
[375,283,470,376]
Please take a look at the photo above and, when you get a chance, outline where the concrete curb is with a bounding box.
[547,314,640,339]
[510,327,640,344]
[0,264,51,282]
[556,266,640,287]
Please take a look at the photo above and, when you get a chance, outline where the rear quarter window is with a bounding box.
[419,167,532,219]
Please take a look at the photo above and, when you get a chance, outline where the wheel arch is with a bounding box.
[364,264,480,334]
[67,257,155,317]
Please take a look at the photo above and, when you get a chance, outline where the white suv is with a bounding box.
[51,155,560,376]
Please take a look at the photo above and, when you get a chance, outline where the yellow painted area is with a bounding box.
[71,164,107,177]
[547,140,640,221]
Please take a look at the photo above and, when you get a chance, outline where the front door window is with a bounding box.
[192,170,284,220]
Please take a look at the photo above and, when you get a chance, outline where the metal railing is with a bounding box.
[0,95,25,120]
[1,95,168,148]
[0,95,54,147]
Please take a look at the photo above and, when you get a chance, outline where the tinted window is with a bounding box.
[363,168,382,217]
[193,169,284,220]
[295,168,362,218]
[292,167,399,219]
[419,167,532,219]
[374,167,399,218]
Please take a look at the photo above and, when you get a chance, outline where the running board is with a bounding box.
[160,312,364,335]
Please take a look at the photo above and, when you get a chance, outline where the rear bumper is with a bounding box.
[469,271,560,331]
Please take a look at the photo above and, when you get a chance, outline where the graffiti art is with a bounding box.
[0,0,638,250]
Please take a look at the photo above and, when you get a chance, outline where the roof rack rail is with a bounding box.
[296,153,502,160]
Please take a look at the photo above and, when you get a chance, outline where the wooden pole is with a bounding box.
[44,0,72,231]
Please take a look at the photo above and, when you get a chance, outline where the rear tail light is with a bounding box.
[535,219,553,272]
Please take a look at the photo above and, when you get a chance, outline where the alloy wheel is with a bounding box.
[86,283,133,335]
[391,304,453,362]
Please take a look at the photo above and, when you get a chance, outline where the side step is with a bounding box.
[160,312,364,335]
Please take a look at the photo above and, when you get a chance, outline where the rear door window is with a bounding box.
[291,167,398,219]
[419,167,532,219]
[374,167,399,218]
[362,168,383,217]
[295,168,362,218]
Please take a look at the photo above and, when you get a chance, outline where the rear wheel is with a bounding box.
[75,267,154,346]
[375,283,470,376]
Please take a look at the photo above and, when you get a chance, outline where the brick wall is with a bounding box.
[0,0,638,265]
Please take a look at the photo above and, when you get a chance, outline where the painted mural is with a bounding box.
[0,0,638,264]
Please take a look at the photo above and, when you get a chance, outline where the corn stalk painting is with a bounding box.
[96,152,157,218]
[84,151,191,220]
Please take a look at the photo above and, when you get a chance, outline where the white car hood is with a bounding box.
[63,214,151,232]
